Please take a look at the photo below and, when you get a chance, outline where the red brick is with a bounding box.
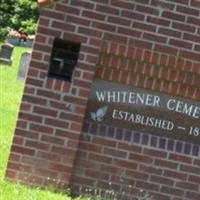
[118,28,141,38]
[130,38,152,50]
[162,11,185,22]
[136,5,159,16]
[88,153,112,164]
[163,170,187,181]
[26,77,43,87]
[16,120,28,129]
[134,0,150,4]
[59,112,83,122]
[78,27,102,37]
[174,0,189,5]
[154,44,178,55]
[100,164,122,174]
[19,112,43,123]
[33,106,57,117]
[143,32,167,43]
[129,153,153,164]
[5,170,17,179]
[55,129,80,140]
[133,21,156,32]
[13,136,24,145]
[50,163,72,173]
[92,137,116,147]
[180,164,200,174]
[25,140,50,151]
[161,186,183,197]
[63,32,87,43]
[11,145,35,156]
[52,21,75,32]
[151,0,175,10]
[37,89,60,100]
[150,175,174,186]
[71,176,94,186]
[82,10,105,21]
[41,135,64,145]
[172,22,196,33]
[143,148,167,158]
[34,34,47,43]
[96,4,119,15]
[29,123,53,134]
[31,52,42,60]
[45,118,69,129]
[136,180,159,191]
[159,27,182,38]
[187,16,200,26]
[67,15,90,26]
[169,39,192,49]
[147,16,170,26]
[52,146,76,158]
[20,102,32,111]
[71,0,94,9]
[121,10,145,21]
[183,33,200,43]
[186,191,199,200]
[27,68,39,78]
[67,139,79,149]
[114,159,137,170]
[37,151,61,162]
[104,33,128,44]
[176,5,199,16]
[34,43,51,52]
[80,142,102,153]
[37,26,61,38]
[176,181,199,191]
[110,0,135,10]
[139,164,162,175]
[179,50,199,61]
[108,16,131,26]
[40,10,64,20]
[56,4,80,15]
[29,60,48,70]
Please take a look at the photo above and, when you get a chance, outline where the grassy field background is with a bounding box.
[0,46,77,200]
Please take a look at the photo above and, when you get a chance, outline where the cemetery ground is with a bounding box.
[0,45,82,200]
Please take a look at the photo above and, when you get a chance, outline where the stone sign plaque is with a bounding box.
[85,80,200,144]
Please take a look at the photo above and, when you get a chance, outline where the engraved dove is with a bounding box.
[90,106,108,122]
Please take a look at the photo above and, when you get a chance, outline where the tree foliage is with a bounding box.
[0,0,39,41]
[0,0,15,41]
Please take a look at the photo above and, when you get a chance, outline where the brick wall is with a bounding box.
[6,0,200,199]
[70,123,200,200]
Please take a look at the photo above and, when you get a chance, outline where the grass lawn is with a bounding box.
[0,45,83,200]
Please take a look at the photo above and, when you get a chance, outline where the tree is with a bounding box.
[0,0,39,41]
[11,0,39,34]
[0,0,15,41]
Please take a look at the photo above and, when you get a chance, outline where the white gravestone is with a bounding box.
[17,52,31,80]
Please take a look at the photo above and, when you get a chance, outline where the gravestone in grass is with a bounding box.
[0,43,14,66]
[17,51,31,80]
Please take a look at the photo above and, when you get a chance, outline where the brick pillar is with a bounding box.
[5,3,103,189]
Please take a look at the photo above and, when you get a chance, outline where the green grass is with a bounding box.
[0,45,78,200]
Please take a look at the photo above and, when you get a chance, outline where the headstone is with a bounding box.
[17,52,31,80]
[0,43,14,65]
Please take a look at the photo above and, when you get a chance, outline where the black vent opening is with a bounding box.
[48,38,81,82]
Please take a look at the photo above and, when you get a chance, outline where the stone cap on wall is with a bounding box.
[37,0,57,7]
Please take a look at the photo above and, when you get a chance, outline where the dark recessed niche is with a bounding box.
[48,38,81,82]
